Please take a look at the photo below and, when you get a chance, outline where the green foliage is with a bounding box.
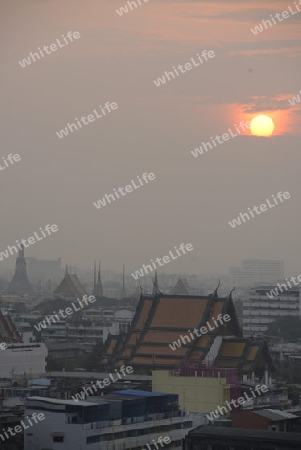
[46,354,64,371]
[266,316,301,340]
[46,354,77,371]
[77,341,104,371]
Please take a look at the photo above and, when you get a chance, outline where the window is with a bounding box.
[233,447,252,450]
[212,446,230,450]
[53,436,64,443]
[86,435,101,444]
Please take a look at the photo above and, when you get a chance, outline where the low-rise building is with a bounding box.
[152,369,235,414]
[45,342,87,360]
[231,409,300,432]
[184,425,301,450]
[24,391,205,450]
[67,308,134,344]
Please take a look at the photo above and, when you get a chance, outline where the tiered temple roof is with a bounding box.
[54,266,87,300]
[6,245,31,295]
[102,286,273,376]
[214,338,273,373]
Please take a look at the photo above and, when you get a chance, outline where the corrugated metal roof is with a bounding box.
[256,409,298,421]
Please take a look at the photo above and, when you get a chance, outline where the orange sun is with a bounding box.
[250,115,275,137]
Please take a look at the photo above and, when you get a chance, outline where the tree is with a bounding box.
[77,341,104,371]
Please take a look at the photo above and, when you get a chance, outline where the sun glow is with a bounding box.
[250,115,275,137]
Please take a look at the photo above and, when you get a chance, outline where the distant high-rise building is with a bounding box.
[6,245,31,295]
[25,256,62,283]
[230,259,284,286]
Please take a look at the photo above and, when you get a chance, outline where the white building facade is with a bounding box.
[24,396,204,450]
[0,343,48,379]
[243,285,301,337]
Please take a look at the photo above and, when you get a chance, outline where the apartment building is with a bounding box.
[25,257,62,284]
[243,285,301,337]
[66,308,134,343]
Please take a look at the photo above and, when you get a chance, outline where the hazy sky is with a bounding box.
[1,0,300,277]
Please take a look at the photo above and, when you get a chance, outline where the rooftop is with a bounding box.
[26,396,98,407]
[255,409,298,421]
[188,425,301,444]
[111,389,171,397]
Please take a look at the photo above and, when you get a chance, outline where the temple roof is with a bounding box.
[54,270,87,300]
[0,311,22,343]
[102,289,273,375]
[214,338,274,373]
[103,290,241,368]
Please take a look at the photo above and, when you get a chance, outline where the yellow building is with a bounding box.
[152,370,230,414]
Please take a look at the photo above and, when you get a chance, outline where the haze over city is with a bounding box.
[1,1,301,450]
[1,0,300,276]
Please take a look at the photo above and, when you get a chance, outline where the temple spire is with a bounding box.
[152,270,160,296]
[65,264,68,276]
[19,243,24,258]
[213,279,220,299]
[98,262,101,282]
[228,286,235,300]
[6,243,31,295]
[121,264,126,298]
[93,261,103,298]
[93,261,96,292]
